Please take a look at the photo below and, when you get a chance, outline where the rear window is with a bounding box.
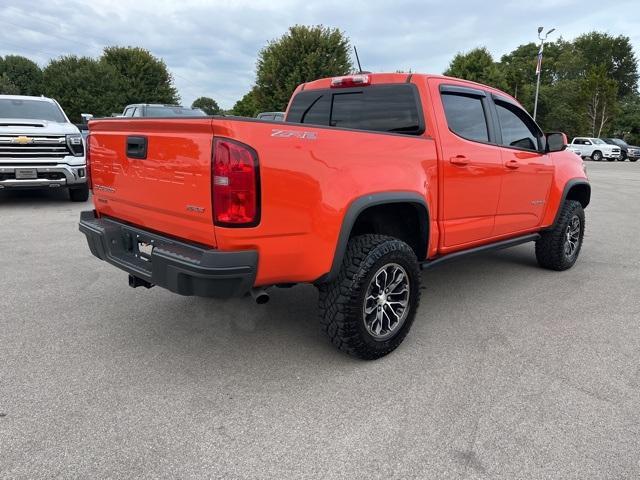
[286,84,424,135]
[0,99,66,123]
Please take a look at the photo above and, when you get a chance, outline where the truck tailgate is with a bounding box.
[89,118,216,247]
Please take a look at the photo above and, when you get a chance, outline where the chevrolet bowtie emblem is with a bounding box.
[13,136,33,145]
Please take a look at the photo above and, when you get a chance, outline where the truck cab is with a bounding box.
[0,95,88,201]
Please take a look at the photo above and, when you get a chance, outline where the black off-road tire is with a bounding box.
[591,150,602,161]
[630,158,638,162]
[69,184,89,202]
[535,200,585,271]
[318,234,421,360]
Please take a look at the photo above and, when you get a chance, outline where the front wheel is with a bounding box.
[535,200,585,271]
[318,234,421,360]
[591,151,602,161]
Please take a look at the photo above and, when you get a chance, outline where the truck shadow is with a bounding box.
[0,188,81,205]
[114,244,541,373]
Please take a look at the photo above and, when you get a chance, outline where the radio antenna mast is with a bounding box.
[354,46,363,73]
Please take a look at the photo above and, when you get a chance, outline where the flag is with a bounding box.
[535,43,544,75]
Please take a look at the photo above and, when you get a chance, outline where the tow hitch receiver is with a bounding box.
[128,274,154,289]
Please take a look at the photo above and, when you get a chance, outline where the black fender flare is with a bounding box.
[316,191,430,284]
[549,179,591,229]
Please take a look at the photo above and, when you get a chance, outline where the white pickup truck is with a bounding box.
[0,95,88,201]
[569,137,621,162]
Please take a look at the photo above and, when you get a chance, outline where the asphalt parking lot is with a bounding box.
[1,161,639,479]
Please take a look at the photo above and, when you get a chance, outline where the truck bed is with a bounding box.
[88,116,437,285]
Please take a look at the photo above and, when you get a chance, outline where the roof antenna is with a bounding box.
[354,46,363,74]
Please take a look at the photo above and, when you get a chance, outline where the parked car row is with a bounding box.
[568,136,639,162]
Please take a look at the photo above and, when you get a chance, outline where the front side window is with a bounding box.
[441,93,489,142]
[495,100,541,151]
[286,84,423,135]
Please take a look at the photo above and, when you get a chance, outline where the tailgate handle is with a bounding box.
[126,136,147,159]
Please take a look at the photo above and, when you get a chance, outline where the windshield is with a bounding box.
[612,138,628,147]
[592,138,606,144]
[144,106,206,117]
[0,99,67,122]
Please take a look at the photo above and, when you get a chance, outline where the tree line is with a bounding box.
[1,28,638,144]
[444,32,639,143]
[0,47,184,121]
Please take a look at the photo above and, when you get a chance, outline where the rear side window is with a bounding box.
[441,93,489,142]
[494,100,541,151]
[286,84,423,135]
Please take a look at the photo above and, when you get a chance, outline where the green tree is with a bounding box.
[101,46,179,105]
[444,47,508,91]
[613,95,640,144]
[231,88,259,117]
[572,32,638,97]
[581,66,619,137]
[0,73,20,94]
[191,96,220,115]
[0,55,43,95]
[255,25,352,111]
[42,55,125,122]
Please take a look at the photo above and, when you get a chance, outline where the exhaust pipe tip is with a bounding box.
[250,287,270,304]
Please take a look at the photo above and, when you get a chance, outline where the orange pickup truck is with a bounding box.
[79,73,590,359]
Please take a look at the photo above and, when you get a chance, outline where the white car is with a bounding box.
[570,137,621,162]
[0,95,88,201]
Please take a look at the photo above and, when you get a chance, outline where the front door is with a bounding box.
[491,97,554,235]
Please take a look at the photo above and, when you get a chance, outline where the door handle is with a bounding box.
[505,159,520,169]
[450,155,470,166]
[126,136,147,159]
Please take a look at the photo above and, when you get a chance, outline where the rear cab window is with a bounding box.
[286,84,424,135]
[441,93,489,142]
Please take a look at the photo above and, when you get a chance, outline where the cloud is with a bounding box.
[1,0,638,109]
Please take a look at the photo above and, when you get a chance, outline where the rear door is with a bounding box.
[89,118,217,246]
[434,83,503,248]
[491,96,553,235]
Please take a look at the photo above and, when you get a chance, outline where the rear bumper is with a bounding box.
[79,210,258,298]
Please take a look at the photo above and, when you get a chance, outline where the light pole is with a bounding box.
[533,26,555,121]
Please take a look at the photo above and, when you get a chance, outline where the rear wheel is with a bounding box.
[69,184,89,202]
[535,200,585,271]
[318,234,421,360]
[591,150,602,161]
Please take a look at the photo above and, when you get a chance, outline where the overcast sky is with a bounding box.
[2,0,639,109]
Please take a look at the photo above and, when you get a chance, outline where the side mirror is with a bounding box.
[546,132,568,153]
[80,113,94,124]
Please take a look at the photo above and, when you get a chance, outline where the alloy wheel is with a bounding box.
[363,263,410,341]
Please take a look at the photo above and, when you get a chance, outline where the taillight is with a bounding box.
[212,138,260,227]
[330,74,370,88]
[86,134,92,192]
